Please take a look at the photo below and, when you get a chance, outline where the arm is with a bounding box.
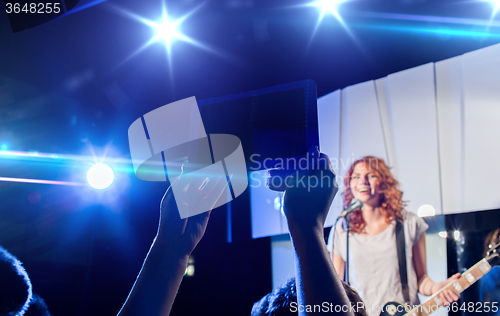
[413,232,460,305]
[269,147,355,316]
[333,254,345,280]
[118,175,227,316]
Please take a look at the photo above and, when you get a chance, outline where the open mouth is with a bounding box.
[358,188,370,194]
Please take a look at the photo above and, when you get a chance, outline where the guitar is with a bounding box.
[379,241,500,316]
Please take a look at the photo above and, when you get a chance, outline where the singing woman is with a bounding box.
[327,156,459,316]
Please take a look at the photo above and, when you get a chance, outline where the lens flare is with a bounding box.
[310,0,347,19]
[86,164,115,190]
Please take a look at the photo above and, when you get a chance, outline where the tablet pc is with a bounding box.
[198,79,319,171]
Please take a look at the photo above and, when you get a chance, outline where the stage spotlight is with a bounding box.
[125,3,203,55]
[486,0,500,17]
[305,0,355,45]
[438,231,448,238]
[148,11,187,53]
[86,163,115,190]
[454,230,461,241]
[310,0,347,20]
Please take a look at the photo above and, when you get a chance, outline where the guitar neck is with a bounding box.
[404,258,492,316]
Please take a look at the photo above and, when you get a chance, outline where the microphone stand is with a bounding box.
[345,214,351,286]
[334,199,361,286]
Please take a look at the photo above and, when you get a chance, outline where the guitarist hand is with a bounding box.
[431,273,461,306]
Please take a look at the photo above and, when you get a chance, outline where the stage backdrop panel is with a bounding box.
[383,63,442,216]
[318,90,344,228]
[335,80,389,218]
[435,56,465,215]
[252,42,500,239]
[341,80,388,168]
[461,44,500,213]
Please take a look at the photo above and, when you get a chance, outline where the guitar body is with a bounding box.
[379,241,500,316]
[379,301,407,316]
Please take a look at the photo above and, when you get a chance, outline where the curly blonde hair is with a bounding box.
[342,156,405,234]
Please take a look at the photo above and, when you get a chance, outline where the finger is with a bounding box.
[268,168,293,178]
[267,168,297,191]
[189,209,212,228]
[186,174,211,198]
[450,273,461,280]
[443,290,459,303]
[161,174,190,213]
[200,175,230,211]
[176,173,194,193]
[439,293,449,306]
[184,209,212,244]
[169,174,182,189]
[267,171,295,191]
[162,174,183,202]
[199,175,225,198]
[445,289,460,302]
[317,153,334,172]
[441,291,451,304]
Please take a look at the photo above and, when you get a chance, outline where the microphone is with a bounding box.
[336,198,363,220]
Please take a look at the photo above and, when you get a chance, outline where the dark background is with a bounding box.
[1,0,500,315]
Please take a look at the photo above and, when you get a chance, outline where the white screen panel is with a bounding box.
[333,80,389,223]
[385,63,442,215]
[341,80,388,168]
[317,90,344,227]
[375,78,398,176]
[435,56,465,215]
[250,170,285,238]
[318,90,342,174]
[462,44,500,212]
[271,235,295,289]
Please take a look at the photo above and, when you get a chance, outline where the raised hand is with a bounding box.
[158,173,228,256]
[117,172,229,316]
[267,147,354,316]
[268,146,338,233]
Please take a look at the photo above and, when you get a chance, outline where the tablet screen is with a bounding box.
[198,79,319,171]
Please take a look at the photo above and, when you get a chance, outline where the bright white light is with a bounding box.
[417,204,436,217]
[454,230,461,241]
[304,0,356,49]
[486,0,500,17]
[185,265,195,276]
[274,196,281,211]
[148,11,189,53]
[86,164,115,190]
[310,0,347,19]
[115,3,227,71]
[438,231,448,238]
[125,4,204,56]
